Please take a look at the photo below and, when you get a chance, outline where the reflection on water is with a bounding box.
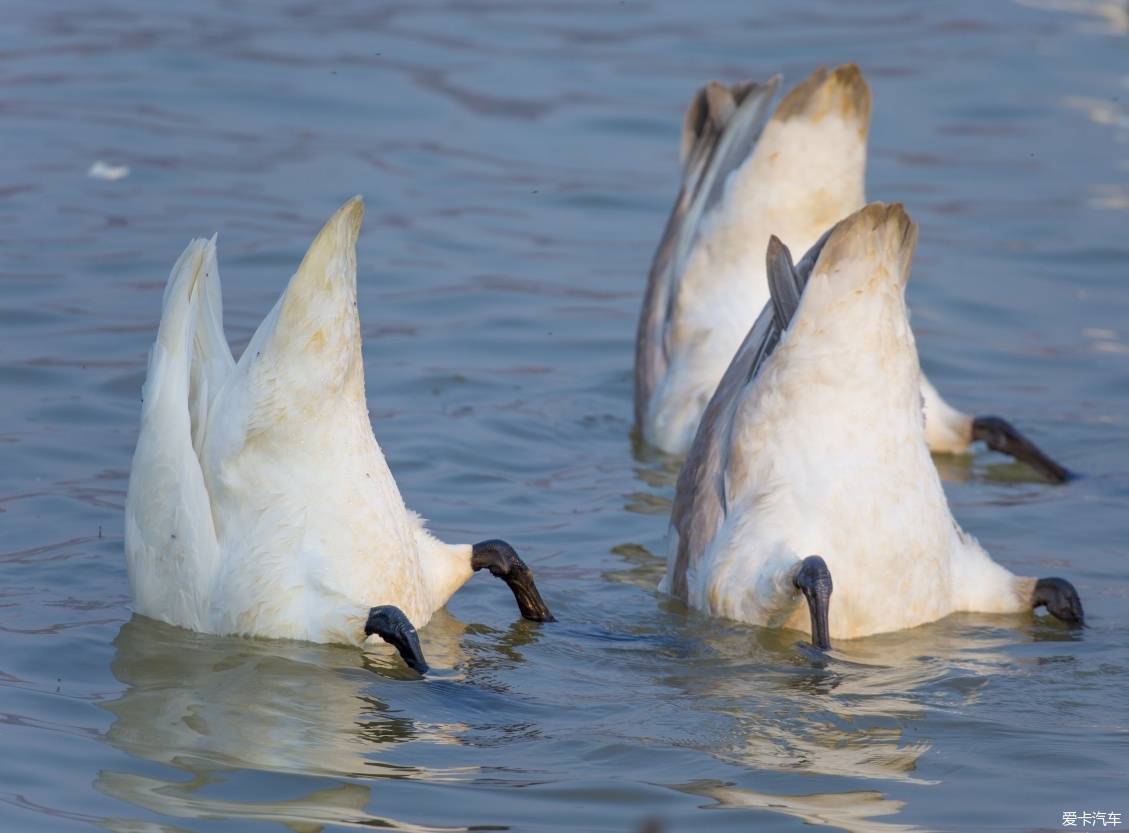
[96,774,374,833]
[673,779,925,833]
[649,631,941,785]
[631,566,1085,790]
[96,613,552,830]
[1016,0,1129,34]
[720,710,933,784]
[96,616,482,830]
[101,617,425,777]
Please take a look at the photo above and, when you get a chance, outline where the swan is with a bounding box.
[124,197,553,673]
[635,64,1068,481]
[660,202,1082,649]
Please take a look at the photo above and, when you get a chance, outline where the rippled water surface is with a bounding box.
[2,1,1128,831]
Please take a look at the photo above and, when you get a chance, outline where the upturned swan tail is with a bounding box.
[125,238,224,630]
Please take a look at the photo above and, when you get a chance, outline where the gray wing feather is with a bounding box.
[634,77,781,427]
[667,226,836,600]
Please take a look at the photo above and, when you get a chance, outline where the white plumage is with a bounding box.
[125,198,551,671]
[661,202,1082,647]
[635,65,1067,481]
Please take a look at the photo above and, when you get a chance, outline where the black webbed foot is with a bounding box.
[365,605,429,673]
[792,555,833,651]
[1032,577,1084,624]
[971,415,1071,484]
[471,539,555,622]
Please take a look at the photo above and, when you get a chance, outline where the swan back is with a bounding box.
[727,64,870,258]
[666,203,1025,639]
[127,199,473,646]
[199,199,446,640]
[639,65,871,454]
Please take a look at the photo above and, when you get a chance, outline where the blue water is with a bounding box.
[2,1,1128,830]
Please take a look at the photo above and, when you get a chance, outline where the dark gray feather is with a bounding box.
[634,77,781,427]
[667,224,837,600]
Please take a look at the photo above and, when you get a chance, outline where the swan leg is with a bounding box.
[365,605,429,673]
[792,555,833,651]
[1031,577,1084,624]
[471,540,555,622]
[971,416,1071,483]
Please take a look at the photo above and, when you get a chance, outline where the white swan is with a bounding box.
[660,202,1082,649]
[635,65,1068,481]
[124,197,553,673]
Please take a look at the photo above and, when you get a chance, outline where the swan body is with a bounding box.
[661,203,1081,645]
[125,198,551,668]
[635,66,1068,481]
[637,65,869,455]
